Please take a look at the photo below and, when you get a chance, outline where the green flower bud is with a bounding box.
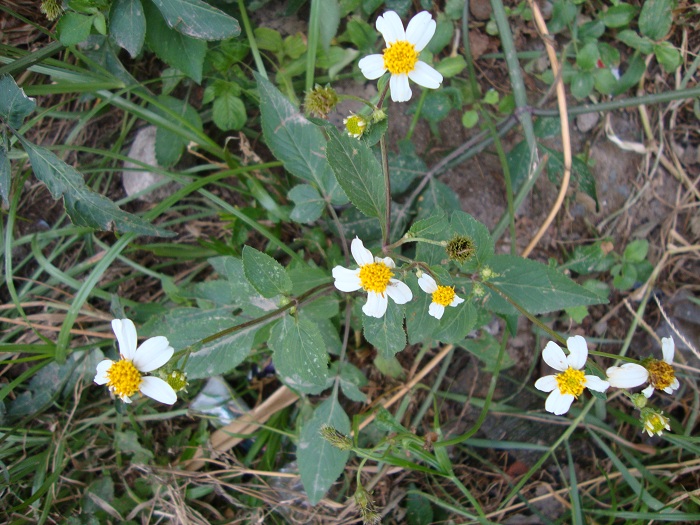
[165,370,189,393]
[40,0,64,21]
[344,114,368,139]
[354,485,381,525]
[640,408,671,437]
[304,84,338,118]
[319,424,353,451]
[446,235,475,264]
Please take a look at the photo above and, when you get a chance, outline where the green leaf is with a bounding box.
[450,210,494,271]
[144,0,206,82]
[212,90,246,131]
[242,245,292,298]
[548,0,577,34]
[407,212,449,239]
[570,71,594,99]
[150,0,241,40]
[153,94,203,166]
[56,12,93,46]
[616,30,654,54]
[445,0,466,20]
[344,16,376,52]
[326,125,385,227]
[289,184,325,223]
[330,205,383,242]
[576,42,600,71]
[254,27,283,53]
[298,397,350,505]
[461,110,479,129]
[145,307,259,378]
[115,430,154,463]
[540,144,599,210]
[406,487,434,525]
[405,278,438,344]
[435,301,476,344]
[109,0,146,58]
[256,74,346,204]
[269,315,329,393]
[436,55,466,78]
[415,179,461,222]
[425,12,453,54]
[388,139,426,195]
[18,137,172,236]
[318,0,340,51]
[336,361,368,402]
[363,301,406,357]
[533,117,561,139]
[653,42,681,73]
[623,239,648,263]
[462,331,515,372]
[639,0,675,41]
[486,255,607,314]
[0,74,36,129]
[0,144,9,205]
[593,68,618,95]
[599,3,638,28]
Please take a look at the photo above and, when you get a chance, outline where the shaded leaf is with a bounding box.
[363,301,406,357]
[0,74,36,128]
[150,0,241,40]
[639,0,675,41]
[109,0,146,58]
[18,137,172,236]
[289,184,325,223]
[0,143,9,206]
[298,397,350,504]
[242,245,292,298]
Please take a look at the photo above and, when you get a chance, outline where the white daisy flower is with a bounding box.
[534,336,610,415]
[94,318,177,405]
[358,10,443,102]
[417,273,464,320]
[606,362,649,389]
[641,336,680,398]
[332,237,413,318]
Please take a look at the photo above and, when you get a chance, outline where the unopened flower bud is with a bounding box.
[354,485,381,525]
[40,0,64,21]
[304,84,338,118]
[165,370,189,393]
[344,114,368,139]
[631,393,647,409]
[446,235,475,264]
[640,408,671,437]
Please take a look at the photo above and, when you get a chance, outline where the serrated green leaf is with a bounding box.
[212,91,246,131]
[298,397,350,505]
[435,301,475,344]
[289,184,325,223]
[19,137,172,236]
[388,139,426,195]
[415,179,461,222]
[326,125,386,227]
[329,205,383,242]
[150,0,240,40]
[405,279,439,344]
[242,245,292,298]
[450,210,494,270]
[0,144,10,206]
[336,362,368,402]
[144,307,258,378]
[109,0,146,58]
[57,12,93,46]
[363,301,406,357]
[0,74,36,129]
[257,74,346,205]
[407,212,449,239]
[487,255,607,314]
[269,315,329,393]
[144,0,206,82]
[540,144,598,210]
[639,0,675,41]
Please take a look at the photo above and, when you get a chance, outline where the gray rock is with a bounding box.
[576,112,600,133]
[122,126,178,203]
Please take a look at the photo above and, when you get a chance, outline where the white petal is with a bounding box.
[642,385,655,398]
[121,394,133,403]
[663,377,680,394]
[407,61,443,89]
[351,237,374,265]
[132,336,173,373]
[450,295,465,307]
[140,376,177,405]
[386,279,412,304]
[584,375,609,392]
[332,266,362,292]
[542,342,568,372]
[428,302,444,319]
[358,54,387,80]
[405,11,436,51]
[363,292,388,318]
[389,73,412,102]
[605,363,649,388]
[566,335,588,370]
[375,256,395,268]
[376,10,405,44]
[94,359,113,385]
[418,274,438,294]
[112,318,138,359]
[534,375,557,393]
[545,390,575,415]
[661,337,675,364]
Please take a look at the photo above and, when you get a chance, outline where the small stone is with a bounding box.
[122,126,178,203]
[470,0,492,20]
[576,112,600,133]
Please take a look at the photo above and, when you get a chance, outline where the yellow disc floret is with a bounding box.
[432,285,456,307]
[646,360,675,391]
[383,41,418,75]
[106,360,142,398]
[555,368,586,397]
[359,262,393,294]
[344,114,368,138]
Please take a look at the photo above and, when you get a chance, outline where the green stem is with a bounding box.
[238,0,267,80]
[306,0,321,93]
[405,89,426,140]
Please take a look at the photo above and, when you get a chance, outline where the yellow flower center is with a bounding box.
[646,360,675,390]
[358,262,393,294]
[642,410,670,436]
[432,285,456,307]
[383,40,418,75]
[555,368,586,397]
[107,359,142,398]
[344,115,367,138]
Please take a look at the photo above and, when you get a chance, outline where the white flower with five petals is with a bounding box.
[94,319,177,405]
[534,336,609,415]
[358,11,443,102]
[332,237,412,318]
[417,273,464,320]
